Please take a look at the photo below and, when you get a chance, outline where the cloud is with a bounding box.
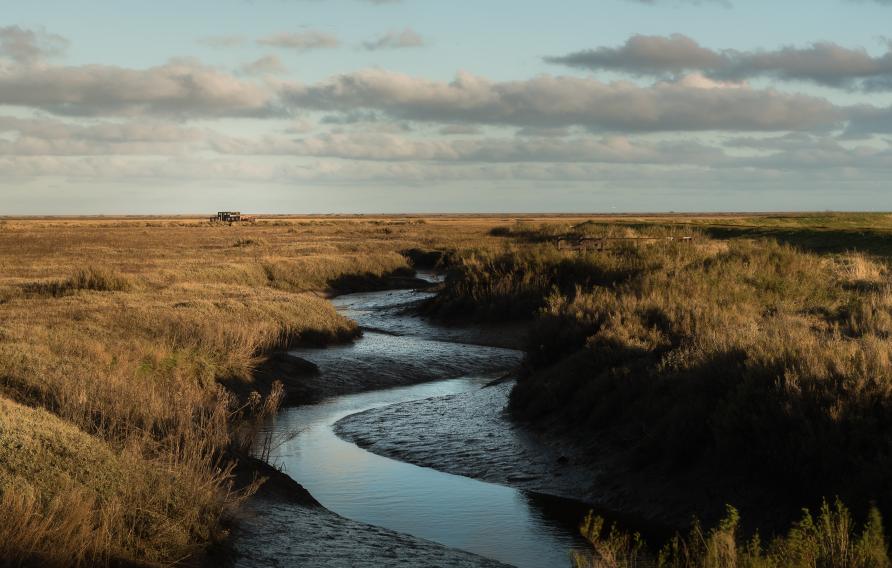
[0,59,280,118]
[722,134,892,171]
[0,25,69,64]
[258,31,340,51]
[842,104,892,136]
[719,42,892,88]
[199,35,247,48]
[239,55,286,76]
[439,125,481,135]
[283,69,843,132]
[0,116,204,155]
[546,34,724,75]
[516,126,574,137]
[547,35,892,91]
[210,130,728,166]
[362,28,425,51]
[320,110,383,124]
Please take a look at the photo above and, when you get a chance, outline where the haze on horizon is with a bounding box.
[2,0,892,214]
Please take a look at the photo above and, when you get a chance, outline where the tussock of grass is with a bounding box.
[574,500,890,568]
[24,266,132,297]
[0,394,245,566]
[232,237,268,247]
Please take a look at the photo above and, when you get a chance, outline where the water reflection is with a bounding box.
[266,378,588,568]
[263,284,591,567]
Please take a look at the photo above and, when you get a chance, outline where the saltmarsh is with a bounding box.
[2,212,891,566]
[0,216,500,566]
[429,214,892,554]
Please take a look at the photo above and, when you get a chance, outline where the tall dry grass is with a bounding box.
[0,217,507,565]
[573,500,889,568]
[432,222,892,519]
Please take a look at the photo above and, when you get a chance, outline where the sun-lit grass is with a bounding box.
[573,500,890,568]
[2,212,890,564]
[0,216,507,565]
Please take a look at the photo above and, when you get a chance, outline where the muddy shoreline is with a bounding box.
[334,378,793,538]
[229,272,740,565]
[225,278,527,567]
[225,384,517,567]
[333,381,684,538]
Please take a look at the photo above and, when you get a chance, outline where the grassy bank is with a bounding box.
[574,500,890,567]
[428,213,892,531]
[0,216,504,566]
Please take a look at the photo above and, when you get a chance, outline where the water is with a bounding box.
[263,281,591,567]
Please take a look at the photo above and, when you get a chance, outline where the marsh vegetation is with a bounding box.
[573,500,889,568]
[426,213,892,565]
[3,213,892,566]
[0,216,496,565]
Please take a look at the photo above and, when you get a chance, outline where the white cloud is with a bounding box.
[284,69,843,131]
[0,59,280,118]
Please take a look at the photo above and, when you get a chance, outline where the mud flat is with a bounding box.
[233,497,508,568]
[334,382,593,502]
[230,282,596,568]
[333,378,788,535]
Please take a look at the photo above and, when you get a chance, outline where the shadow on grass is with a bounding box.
[703,226,892,257]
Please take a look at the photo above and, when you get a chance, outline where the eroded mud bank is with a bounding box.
[233,496,508,568]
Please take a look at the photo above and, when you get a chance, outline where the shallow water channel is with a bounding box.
[260,282,591,567]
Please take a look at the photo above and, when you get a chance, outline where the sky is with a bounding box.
[2,0,892,214]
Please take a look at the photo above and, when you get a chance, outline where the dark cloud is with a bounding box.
[320,110,383,124]
[439,125,481,135]
[284,69,843,132]
[515,126,574,138]
[718,42,892,88]
[546,34,723,75]
[547,35,892,91]
[842,104,892,136]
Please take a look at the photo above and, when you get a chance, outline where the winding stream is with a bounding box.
[259,282,591,567]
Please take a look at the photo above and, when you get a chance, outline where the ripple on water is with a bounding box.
[257,285,590,568]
